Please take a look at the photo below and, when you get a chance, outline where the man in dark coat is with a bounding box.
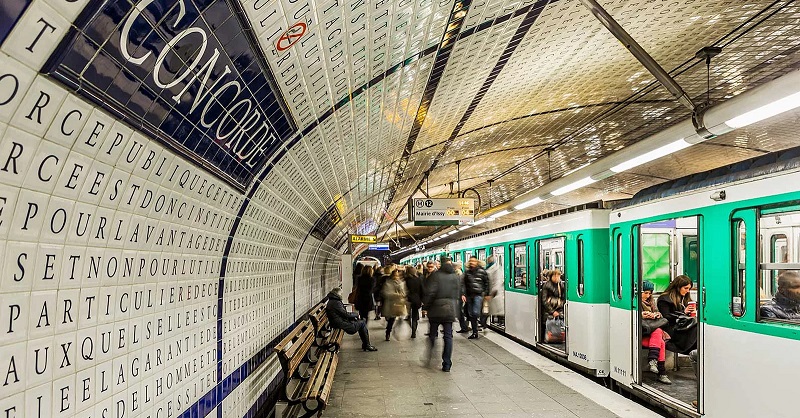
[325,288,377,351]
[404,266,424,338]
[463,256,489,339]
[760,270,800,320]
[423,257,461,372]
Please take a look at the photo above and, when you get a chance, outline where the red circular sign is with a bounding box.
[276,22,307,52]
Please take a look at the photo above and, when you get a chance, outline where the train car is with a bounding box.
[447,205,611,376]
[609,146,800,417]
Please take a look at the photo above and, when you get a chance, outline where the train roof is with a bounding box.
[622,145,800,207]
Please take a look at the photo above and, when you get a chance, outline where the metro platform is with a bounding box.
[321,318,663,418]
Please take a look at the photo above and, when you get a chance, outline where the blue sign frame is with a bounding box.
[45,0,297,190]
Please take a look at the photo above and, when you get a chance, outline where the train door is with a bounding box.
[490,245,505,328]
[538,237,567,355]
[634,216,702,413]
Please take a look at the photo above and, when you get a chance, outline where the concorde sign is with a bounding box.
[410,198,476,226]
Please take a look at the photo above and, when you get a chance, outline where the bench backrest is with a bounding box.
[308,302,329,334]
[274,321,316,377]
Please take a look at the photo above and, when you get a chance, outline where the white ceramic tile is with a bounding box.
[0,383,25,416]
[1,1,70,71]
[95,121,133,166]
[72,109,115,160]
[39,196,74,244]
[26,336,54,388]
[22,139,70,195]
[11,75,69,137]
[32,244,63,290]
[65,201,95,246]
[8,188,50,242]
[78,160,112,206]
[28,290,57,339]
[75,326,97,371]
[52,330,77,379]
[0,341,27,397]
[0,182,21,240]
[44,93,93,149]
[98,168,130,210]
[51,373,75,418]
[0,126,40,187]
[24,381,52,418]
[52,150,92,201]
[0,54,37,124]
[58,245,85,290]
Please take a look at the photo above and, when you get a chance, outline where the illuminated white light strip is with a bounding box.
[551,176,596,196]
[610,139,691,173]
[489,210,510,220]
[725,91,800,128]
[514,197,543,210]
[473,218,488,225]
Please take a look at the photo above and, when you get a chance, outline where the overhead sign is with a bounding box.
[350,234,377,244]
[410,198,476,226]
[368,243,390,251]
[45,0,296,191]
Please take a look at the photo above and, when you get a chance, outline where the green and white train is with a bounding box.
[402,147,800,417]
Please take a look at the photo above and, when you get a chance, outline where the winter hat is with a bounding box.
[642,281,655,292]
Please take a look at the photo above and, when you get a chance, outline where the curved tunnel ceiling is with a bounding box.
[239,0,800,251]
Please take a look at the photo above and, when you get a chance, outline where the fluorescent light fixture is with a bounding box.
[515,197,543,210]
[489,210,510,220]
[472,218,488,225]
[725,91,800,128]
[551,176,596,196]
[459,225,473,231]
[610,139,691,173]
[433,237,441,241]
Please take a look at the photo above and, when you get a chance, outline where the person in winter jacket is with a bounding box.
[423,257,460,372]
[760,270,800,320]
[640,281,671,384]
[485,255,505,326]
[462,257,489,339]
[541,269,565,318]
[373,264,393,320]
[382,269,408,341]
[404,265,424,338]
[325,288,377,351]
[355,266,376,323]
[657,275,698,354]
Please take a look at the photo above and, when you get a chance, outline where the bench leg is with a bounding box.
[300,399,324,418]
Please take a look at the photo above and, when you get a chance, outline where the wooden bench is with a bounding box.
[308,302,344,353]
[275,320,339,418]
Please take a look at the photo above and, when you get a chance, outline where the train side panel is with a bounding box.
[505,292,538,344]
[567,301,610,375]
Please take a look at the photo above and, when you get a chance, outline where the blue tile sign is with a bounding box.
[46,0,297,190]
[0,0,32,46]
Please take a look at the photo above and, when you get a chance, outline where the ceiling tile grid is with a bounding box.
[412,15,525,152]
[461,0,771,134]
[462,0,526,30]
[242,0,452,128]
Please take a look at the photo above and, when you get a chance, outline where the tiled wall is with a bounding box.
[0,1,341,417]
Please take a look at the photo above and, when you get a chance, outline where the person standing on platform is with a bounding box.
[382,269,408,341]
[453,262,470,334]
[405,265,424,338]
[463,256,489,339]
[485,255,505,328]
[373,264,392,320]
[355,266,376,323]
[424,257,461,372]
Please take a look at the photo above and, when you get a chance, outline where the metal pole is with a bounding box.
[579,0,695,111]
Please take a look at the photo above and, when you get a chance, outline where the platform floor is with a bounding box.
[324,318,664,418]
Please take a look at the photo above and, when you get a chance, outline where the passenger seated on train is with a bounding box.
[640,281,671,384]
[541,269,565,318]
[760,271,800,320]
[656,275,698,355]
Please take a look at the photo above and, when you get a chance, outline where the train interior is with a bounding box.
[760,210,800,305]
[637,216,700,410]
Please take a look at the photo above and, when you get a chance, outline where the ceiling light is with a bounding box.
[551,176,596,196]
[610,139,691,173]
[489,210,510,220]
[459,225,473,231]
[472,218,488,225]
[515,197,543,210]
[725,90,800,128]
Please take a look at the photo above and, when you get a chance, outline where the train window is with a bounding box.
[732,220,746,317]
[758,210,800,324]
[513,243,527,289]
[466,250,473,260]
[615,233,623,300]
[577,238,585,297]
[477,248,486,260]
[492,246,504,275]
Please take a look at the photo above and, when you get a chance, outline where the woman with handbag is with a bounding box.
[355,266,376,323]
[382,269,409,341]
[657,275,698,355]
[641,281,671,384]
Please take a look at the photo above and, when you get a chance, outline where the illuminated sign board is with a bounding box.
[410,198,476,226]
[45,0,296,190]
[350,235,377,244]
[368,243,390,251]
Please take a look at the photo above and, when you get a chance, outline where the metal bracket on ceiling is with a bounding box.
[580,0,719,139]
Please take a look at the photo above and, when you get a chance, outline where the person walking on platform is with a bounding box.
[373,264,392,320]
[485,255,505,328]
[405,265,424,338]
[424,257,461,372]
[463,256,489,339]
[355,266,376,323]
[325,288,378,352]
[383,269,408,341]
[453,263,470,334]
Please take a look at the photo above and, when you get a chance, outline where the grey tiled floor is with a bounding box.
[323,318,621,417]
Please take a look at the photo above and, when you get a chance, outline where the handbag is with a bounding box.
[545,317,565,343]
[482,299,490,315]
[641,317,668,335]
[674,315,698,332]
[347,289,358,304]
